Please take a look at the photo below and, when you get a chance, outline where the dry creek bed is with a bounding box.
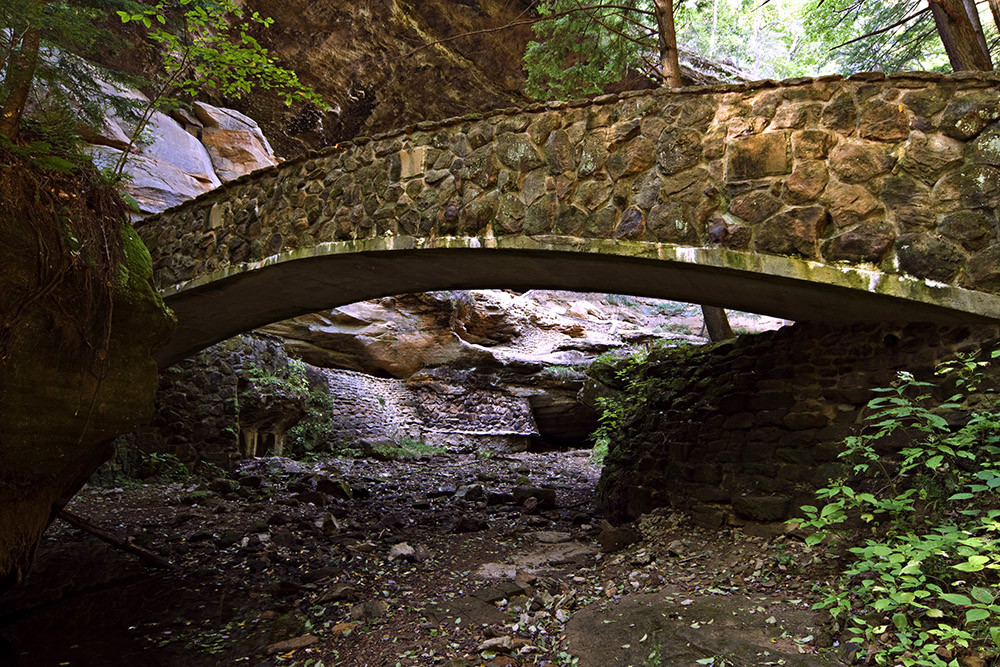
[0,450,850,666]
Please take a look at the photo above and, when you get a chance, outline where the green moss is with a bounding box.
[116,223,171,317]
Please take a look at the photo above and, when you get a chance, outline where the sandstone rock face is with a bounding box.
[0,176,173,587]
[261,290,780,449]
[192,102,278,182]
[82,91,278,217]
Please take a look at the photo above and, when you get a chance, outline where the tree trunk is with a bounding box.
[963,0,992,64]
[702,305,735,341]
[0,26,41,141]
[929,0,993,71]
[989,0,1000,38]
[653,0,682,87]
[653,0,735,341]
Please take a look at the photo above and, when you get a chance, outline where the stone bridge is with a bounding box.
[139,72,1000,366]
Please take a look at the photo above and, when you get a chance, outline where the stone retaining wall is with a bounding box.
[113,334,305,472]
[594,322,1000,527]
[322,368,538,451]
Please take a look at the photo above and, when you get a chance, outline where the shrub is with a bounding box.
[802,349,1000,666]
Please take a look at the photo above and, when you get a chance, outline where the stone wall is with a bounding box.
[594,322,1000,528]
[115,334,306,472]
[144,72,1000,299]
[113,341,541,474]
[322,368,539,451]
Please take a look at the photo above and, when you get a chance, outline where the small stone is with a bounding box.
[318,583,358,603]
[901,131,964,184]
[655,127,702,175]
[388,542,416,561]
[478,636,514,651]
[784,160,829,203]
[857,101,910,141]
[531,531,572,544]
[754,206,828,258]
[940,92,1000,140]
[829,140,895,183]
[350,599,388,621]
[452,516,489,533]
[512,486,557,509]
[821,91,857,131]
[454,484,484,501]
[294,491,326,506]
[596,521,640,553]
[726,131,791,181]
[265,634,318,655]
[821,222,893,264]
[730,189,782,224]
[315,477,353,499]
[496,133,544,172]
[895,233,963,282]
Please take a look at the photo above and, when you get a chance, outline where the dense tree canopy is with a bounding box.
[524,0,1000,101]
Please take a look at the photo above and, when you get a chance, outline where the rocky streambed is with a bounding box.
[0,449,847,666]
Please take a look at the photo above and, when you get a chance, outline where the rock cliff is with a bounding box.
[0,150,173,587]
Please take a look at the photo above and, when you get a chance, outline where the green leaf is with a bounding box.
[954,556,990,572]
[972,587,994,604]
[967,608,991,623]
[940,593,973,606]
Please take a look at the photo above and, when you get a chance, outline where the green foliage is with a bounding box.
[139,450,189,481]
[675,0,826,79]
[524,0,657,99]
[523,0,830,101]
[1,0,149,141]
[116,0,321,106]
[800,0,949,74]
[363,438,447,461]
[114,0,322,173]
[287,385,335,457]
[589,342,682,464]
[801,349,1000,666]
[244,358,309,397]
[0,133,79,174]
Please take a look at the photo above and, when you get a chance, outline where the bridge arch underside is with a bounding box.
[157,237,1000,367]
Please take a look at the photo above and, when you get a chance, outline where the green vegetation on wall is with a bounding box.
[802,348,1000,666]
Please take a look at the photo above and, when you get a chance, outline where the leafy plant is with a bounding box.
[589,343,680,464]
[139,451,189,481]
[244,358,309,397]
[114,0,322,173]
[287,385,335,457]
[801,349,1000,666]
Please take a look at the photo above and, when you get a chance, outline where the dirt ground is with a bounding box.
[0,450,849,667]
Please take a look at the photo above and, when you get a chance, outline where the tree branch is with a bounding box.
[399,3,654,60]
[829,6,931,50]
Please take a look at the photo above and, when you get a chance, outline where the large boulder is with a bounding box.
[0,154,173,588]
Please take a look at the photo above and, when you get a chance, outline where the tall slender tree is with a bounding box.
[929,0,994,70]
[525,0,736,340]
[652,0,735,340]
